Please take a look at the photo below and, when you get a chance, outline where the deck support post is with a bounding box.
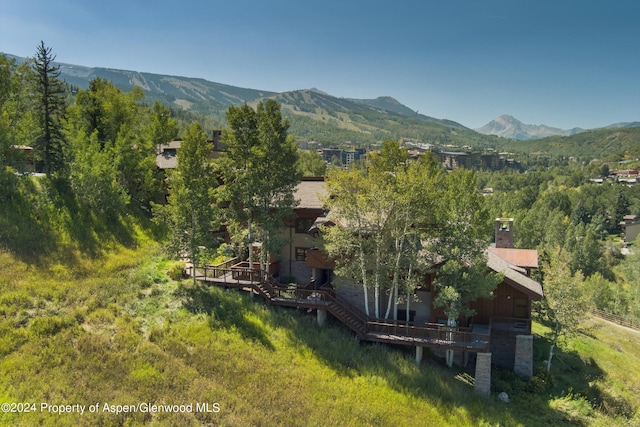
[445,349,454,368]
[415,346,423,365]
[317,309,327,327]
[474,352,492,398]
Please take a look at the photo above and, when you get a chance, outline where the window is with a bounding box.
[295,247,308,262]
[513,298,528,319]
[295,217,314,234]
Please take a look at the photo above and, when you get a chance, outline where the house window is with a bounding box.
[295,217,315,234]
[513,298,528,319]
[295,247,308,262]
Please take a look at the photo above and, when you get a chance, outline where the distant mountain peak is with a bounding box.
[308,87,329,95]
[475,115,584,140]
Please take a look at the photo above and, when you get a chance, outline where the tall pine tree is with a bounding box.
[31,41,67,176]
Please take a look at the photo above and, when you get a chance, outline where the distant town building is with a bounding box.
[435,150,514,171]
[621,214,640,243]
[155,130,223,170]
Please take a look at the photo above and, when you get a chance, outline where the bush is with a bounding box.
[30,314,78,337]
[167,261,185,281]
[526,365,554,393]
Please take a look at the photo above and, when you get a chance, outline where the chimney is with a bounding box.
[495,218,514,248]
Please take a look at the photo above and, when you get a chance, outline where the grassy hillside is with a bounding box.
[0,243,638,425]
[0,179,638,426]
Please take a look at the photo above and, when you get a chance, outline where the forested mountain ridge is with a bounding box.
[501,126,640,162]
[3,53,495,147]
[4,52,637,156]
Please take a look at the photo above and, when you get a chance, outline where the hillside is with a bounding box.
[498,126,640,161]
[1,242,638,426]
[269,89,486,147]
[4,52,637,155]
[6,53,502,148]
[0,176,638,425]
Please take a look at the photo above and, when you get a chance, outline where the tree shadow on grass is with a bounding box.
[176,283,275,350]
[48,179,138,255]
[0,179,57,263]
[534,332,634,421]
[0,176,150,271]
[279,310,597,426]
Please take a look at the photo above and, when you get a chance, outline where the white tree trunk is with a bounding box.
[547,320,559,371]
[374,245,381,319]
[446,317,456,368]
[358,243,370,317]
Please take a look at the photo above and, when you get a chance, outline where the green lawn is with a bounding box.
[0,241,638,426]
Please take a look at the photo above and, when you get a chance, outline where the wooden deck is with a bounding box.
[187,264,491,353]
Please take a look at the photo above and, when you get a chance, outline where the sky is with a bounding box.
[1,0,638,130]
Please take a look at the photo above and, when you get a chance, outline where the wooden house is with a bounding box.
[277,177,329,285]
[280,188,542,369]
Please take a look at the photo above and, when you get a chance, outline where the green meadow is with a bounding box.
[0,240,638,426]
[0,179,637,426]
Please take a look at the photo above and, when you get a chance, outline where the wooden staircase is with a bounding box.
[188,264,490,353]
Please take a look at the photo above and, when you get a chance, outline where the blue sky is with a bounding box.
[1,0,638,129]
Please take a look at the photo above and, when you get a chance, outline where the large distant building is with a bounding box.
[320,147,366,167]
[436,150,514,171]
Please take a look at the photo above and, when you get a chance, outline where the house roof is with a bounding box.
[294,179,327,210]
[155,152,178,169]
[157,139,182,153]
[486,250,543,300]
[487,247,538,268]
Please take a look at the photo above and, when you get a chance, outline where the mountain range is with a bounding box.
[3,53,638,150]
[474,115,639,140]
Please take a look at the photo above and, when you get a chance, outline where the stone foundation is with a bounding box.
[474,352,492,398]
[514,334,533,378]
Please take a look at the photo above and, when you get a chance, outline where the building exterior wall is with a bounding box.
[624,223,640,243]
[487,281,529,319]
[279,222,316,284]
[279,209,326,285]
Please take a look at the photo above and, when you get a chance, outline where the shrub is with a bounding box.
[167,261,186,281]
[30,314,78,337]
[526,365,554,393]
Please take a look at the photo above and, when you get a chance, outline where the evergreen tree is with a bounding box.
[31,41,67,175]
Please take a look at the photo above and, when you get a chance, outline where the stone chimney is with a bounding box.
[495,218,514,248]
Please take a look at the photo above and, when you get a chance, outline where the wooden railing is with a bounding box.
[592,309,640,331]
[321,286,369,324]
[189,263,490,351]
[367,321,490,351]
[490,317,531,335]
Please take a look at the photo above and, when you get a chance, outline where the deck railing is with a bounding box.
[189,263,491,351]
[489,316,531,335]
